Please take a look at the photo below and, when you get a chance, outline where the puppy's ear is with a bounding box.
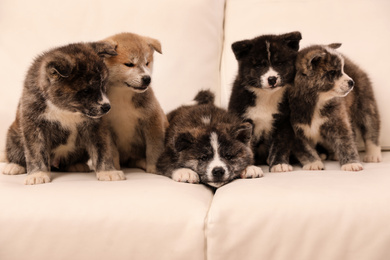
[145,37,162,54]
[328,43,342,49]
[175,132,194,152]
[233,122,253,144]
[90,41,118,58]
[304,51,326,74]
[232,40,253,60]
[282,31,302,51]
[45,58,73,81]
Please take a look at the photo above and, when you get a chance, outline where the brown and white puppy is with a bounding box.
[290,44,381,171]
[228,32,302,172]
[101,33,168,173]
[2,42,125,184]
[157,90,263,188]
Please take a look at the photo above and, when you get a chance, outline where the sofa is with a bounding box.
[1,0,390,259]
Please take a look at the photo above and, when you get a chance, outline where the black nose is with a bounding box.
[212,167,225,178]
[348,80,354,87]
[142,76,151,86]
[101,103,111,114]
[268,76,277,86]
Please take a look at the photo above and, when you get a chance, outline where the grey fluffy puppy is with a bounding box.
[289,44,381,171]
[3,42,126,184]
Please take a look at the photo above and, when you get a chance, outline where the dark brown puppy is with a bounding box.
[157,90,263,188]
[290,44,381,171]
[228,32,302,172]
[2,42,125,184]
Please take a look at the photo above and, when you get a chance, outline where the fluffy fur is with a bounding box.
[157,90,263,188]
[101,32,168,173]
[289,44,381,171]
[228,31,302,172]
[3,42,125,184]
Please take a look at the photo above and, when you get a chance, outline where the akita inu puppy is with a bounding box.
[3,42,125,184]
[228,32,302,172]
[157,90,263,188]
[101,33,167,173]
[290,44,381,171]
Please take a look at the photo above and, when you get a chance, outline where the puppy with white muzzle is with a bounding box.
[157,90,263,188]
[289,43,381,171]
[2,42,125,184]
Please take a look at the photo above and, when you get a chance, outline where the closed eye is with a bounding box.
[124,63,135,68]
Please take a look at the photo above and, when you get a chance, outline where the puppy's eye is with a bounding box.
[146,62,150,66]
[224,153,234,160]
[328,70,337,77]
[275,61,284,66]
[124,63,135,68]
[199,155,209,161]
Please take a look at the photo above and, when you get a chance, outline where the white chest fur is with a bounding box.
[105,86,142,153]
[42,101,86,166]
[244,87,286,141]
[296,95,330,144]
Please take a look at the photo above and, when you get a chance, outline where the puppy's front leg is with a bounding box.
[293,137,324,171]
[22,130,51,185]
[89,129,125,181]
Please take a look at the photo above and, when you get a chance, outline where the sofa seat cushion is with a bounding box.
[0,168,213,260]
[206,152,390,260]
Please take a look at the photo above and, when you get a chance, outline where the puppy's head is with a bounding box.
[39,42,117,118]
[295,44,354,98]
[101,32,162,93]
[232,31,301,90]
[174,122,253,188]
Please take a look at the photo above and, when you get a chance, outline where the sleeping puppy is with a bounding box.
[228,32,302,172]
[101,32,168,173]
[2,42,125,184]
[157,90,263,188]
[289,43,381,171]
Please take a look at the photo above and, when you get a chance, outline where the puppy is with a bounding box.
[228,32,302,172]
[2,42,125,184]
[289,43,381,171]
[101,32,167,173]
[157,90,263,188]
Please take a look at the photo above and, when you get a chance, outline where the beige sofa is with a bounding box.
[1,0,389,259]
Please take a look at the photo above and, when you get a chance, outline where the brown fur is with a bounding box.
[289,44,381,171]
[2,42,125,184]
[101,32,167,173]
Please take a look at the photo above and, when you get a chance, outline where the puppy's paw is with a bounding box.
[24,171,50,185]
[270,163,293,173]
[2,163,26,175]
[67,163,90,172]
[363,150,382,163]
[145,164,157,174]
[96,170,126,181]
[171,168,199,184]
[303,160,324,171]
[241,165,263,178]
[134,159,147,170]
[341,163,363,171]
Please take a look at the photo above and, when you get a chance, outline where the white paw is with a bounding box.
[303,160,324,171]
[24,171,51,185]
[68,163,90,172]
[2,163,26,175]
[341,163,363,171]
[270,163,293,173]
[96,170,126,181]
[241,165,263,178]
[171,168,199,184]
